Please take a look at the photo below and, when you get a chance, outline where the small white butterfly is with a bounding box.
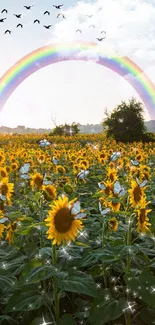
[52,157,58,165]
[71,201,86,219]
[98,182,106,190]
[110,152,121,161]
[19,163,30,174]
[113,181,122,194]
[74,212,86,220]
[99,202,111,215]
[113,181,127,197]
[39,139,51,147]
[0,194,6,201]
[136,178,148,188]
[71,201,81,215]
[43,173,52,185]
[77,169,90,179]
[131,159,139,166]
[0,217,8,223]
[20,174,30,180]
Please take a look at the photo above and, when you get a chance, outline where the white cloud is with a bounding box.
[49,0,155,62]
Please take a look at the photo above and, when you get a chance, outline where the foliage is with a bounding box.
[0,133,155,324]
[49,122,80,136]
[102,97,152,142]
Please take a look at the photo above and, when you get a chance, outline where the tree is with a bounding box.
[102,97,147,142]
[49,122,80,136]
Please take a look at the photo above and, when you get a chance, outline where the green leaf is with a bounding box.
[139,307,155,324]
[0,315,18,324]
[89,298,126,325]
[24,243,39,259]
[30,316,55,325]
[5,289,44,312]
[74,241,90,248]
[39,247,53,258]
[0,256,26,275]
[58,270,97,297]
[20,265,57,284]
[59,314,77,325]
[124,270,155,308]
[20,258,43,278]
[0,270,18,290]
[91,247,117,263]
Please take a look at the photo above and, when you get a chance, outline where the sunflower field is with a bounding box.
[0,133,155,325]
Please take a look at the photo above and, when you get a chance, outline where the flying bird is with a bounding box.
[43,25,52,29]
[76,29,81,33]
[53,4,63,9]
[1,9,8,14]
[34,19,40,24]
[4,29,11,34]
[89,24,95,28]
[44,11,50,15]
[24,5,34,10]
[14,14,22,18]
[17,23,23,28]
[86,14,93,18]
[0,18,6,22]
[96,37,106,41]
[101,30,106,34]
[57,13,65,18]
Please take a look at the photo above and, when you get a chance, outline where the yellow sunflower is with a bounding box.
[45,196,83,245]
[30,172,43,190]
[136,200,152,233]
[0,224,6,238]
[38,154,45,163]
[0,153,5,165]
[109,200,121,212]
[100,181,113,196]
[5,166,11,173]
[128,179,145,208]
[106,167,118,182]
[108,217,118,231]
[5,222,17,244]
[0,179,14,205]
[11,163,18,171]
[80,160,89,170]
[56,165,66,174]
[0,167,8,179]
[43,184,57,201]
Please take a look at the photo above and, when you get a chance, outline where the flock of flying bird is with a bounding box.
[0,4,107,41]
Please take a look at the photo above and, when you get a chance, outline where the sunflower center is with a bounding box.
[54,207,74,233]
[105,185,111,195]
[1,184,8,195]
[109,220,115,227]
[1,170,7,177]
[139,208,146,224]
[136,155,142,160]
[34,176,43,187]
[110,173,115,181]
[133,186,142,203]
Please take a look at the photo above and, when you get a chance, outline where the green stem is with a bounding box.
[126,217,132,274]
[124,311,131,325]
[101,221,108,289]
[52,244,60,323]
[39,194,44,248]
[125,216,133,325]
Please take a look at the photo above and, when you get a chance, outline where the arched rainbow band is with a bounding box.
[0,42,155,119]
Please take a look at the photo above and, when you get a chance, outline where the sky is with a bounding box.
[0,0,155,128]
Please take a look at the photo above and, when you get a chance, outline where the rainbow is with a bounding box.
[0,41,155,119]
